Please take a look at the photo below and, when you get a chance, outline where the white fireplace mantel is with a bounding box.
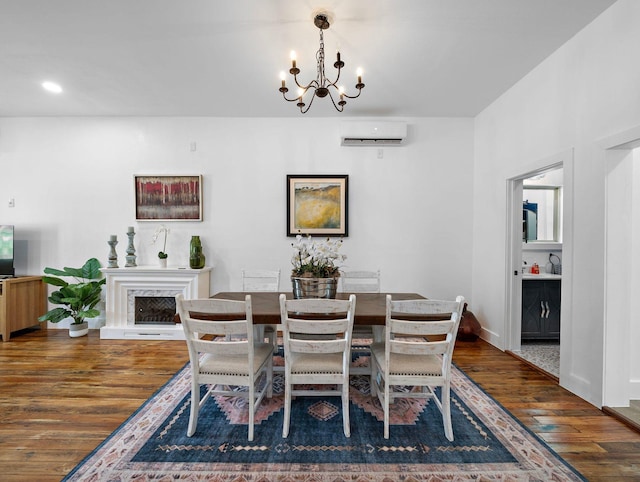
[100,266,212,340]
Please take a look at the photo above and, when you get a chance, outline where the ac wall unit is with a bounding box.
[340,121,407,146]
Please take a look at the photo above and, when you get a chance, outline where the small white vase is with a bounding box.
[159,257,167,268]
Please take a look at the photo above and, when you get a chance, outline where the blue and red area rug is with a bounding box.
[63,355,585,481]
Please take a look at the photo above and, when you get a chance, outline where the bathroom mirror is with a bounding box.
[523,186,562,242]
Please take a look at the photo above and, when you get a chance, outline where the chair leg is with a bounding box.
[442,382,453,441]
[383,380,390,439]
[266,360,273,398]
[187,382,200,437]
[248,382,255,441]
[370,358,378,397]
[282,379,291,438]
[342,382,351,437]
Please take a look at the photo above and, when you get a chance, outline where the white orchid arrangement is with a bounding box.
[152,225,170,259]
[291,235,346,278]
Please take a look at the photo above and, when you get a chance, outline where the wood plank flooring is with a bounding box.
[1,327,639,481]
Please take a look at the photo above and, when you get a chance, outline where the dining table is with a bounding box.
[207,291,428,375]
[210,291,426,325]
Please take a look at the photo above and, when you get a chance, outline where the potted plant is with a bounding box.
[290,235,346,299]
[38,257,106,337]
[152,225,169,267]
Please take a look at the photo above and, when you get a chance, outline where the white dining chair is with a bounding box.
[175,294,273,441]
[341,270,380,369]
[370,294,464,440]
[279,293,356,438]
[241,269,281,349]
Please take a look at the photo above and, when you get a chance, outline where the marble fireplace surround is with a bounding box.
[100,266,212,340]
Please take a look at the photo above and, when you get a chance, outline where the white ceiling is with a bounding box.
[0,0,616,117]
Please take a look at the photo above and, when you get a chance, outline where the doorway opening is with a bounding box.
[505,152,567,381]
[600,129,640,428]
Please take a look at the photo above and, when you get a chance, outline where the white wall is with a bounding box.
[473,0,640,407]
[632,149,640,398]
[0,116,474,325]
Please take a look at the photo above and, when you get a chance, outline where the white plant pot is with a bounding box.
[159,257,167,268]
[69,321,89,338]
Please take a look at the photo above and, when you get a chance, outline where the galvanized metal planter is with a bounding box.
[291,277,338,299]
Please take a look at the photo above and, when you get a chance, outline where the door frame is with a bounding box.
[504,152,568,354]
[597,125,640,406]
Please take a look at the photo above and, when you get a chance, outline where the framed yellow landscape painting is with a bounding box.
[287,175,348,236]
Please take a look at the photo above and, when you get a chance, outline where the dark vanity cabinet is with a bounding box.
[521,279,561,340]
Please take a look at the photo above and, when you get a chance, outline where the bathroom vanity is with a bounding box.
[521,274,561,340]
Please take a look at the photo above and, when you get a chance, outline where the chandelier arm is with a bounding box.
[340,87,364,100]
[325,89,345,112]
[300,90,319,114]
[281,91,305,103]
[292,73,318,91]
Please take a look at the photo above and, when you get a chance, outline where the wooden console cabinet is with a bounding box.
[0,276,47,341]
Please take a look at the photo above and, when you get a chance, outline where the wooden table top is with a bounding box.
[211,291,425,325]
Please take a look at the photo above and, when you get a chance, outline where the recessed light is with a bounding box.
[42,81,63,94]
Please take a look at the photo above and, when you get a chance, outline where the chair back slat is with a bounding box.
[242,269,280,291]
[192,339,250,355]
[288,338,348,354]
[389,299,460,315]
[341,270,380,293]
[390,318,456,336]
[389,338,449,356]
[186,318,249,336]
[286,317,349,335]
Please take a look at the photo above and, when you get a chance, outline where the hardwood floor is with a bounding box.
[1,328,639,481]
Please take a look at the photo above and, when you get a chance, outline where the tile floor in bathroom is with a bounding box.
[518,341,559,378]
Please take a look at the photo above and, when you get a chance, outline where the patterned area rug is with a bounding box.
[63,354,585,481]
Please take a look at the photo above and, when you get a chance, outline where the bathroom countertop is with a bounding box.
[522,273,562,280]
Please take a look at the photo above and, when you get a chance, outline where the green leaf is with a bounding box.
[43,276,69,287]
[78,308,100,319]
[38,307,72,323]
[80,258,103,280]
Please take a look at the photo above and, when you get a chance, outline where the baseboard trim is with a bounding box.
[602,406,640,434]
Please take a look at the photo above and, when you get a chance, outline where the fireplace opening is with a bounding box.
[135,296,176,325]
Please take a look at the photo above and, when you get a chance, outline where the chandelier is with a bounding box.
[279,12,365,114]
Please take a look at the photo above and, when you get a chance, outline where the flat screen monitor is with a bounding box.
[0,225,15,277]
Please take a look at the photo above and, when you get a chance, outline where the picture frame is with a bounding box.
[287,174,349,237]
[134,175,203,221]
